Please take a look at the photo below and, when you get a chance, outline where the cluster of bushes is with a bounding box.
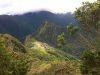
[75,0,100,75]
[80,49,100,75]
[0,42,28,75]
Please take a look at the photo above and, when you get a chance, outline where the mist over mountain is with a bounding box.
[0,0,99,75]
[0,11,76,40]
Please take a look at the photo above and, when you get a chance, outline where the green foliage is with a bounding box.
[11,59,29,75]
[57,32,65,47]
[67,24,78,35]
[75,0,100,32]
[75,0,100,75]
[0,34,26,53]
[36,61,81,75]
[25,37,81,75]
[25,37,78,61]
[0,41,28,75]
[80,50,100,74]
[81,50,95,68]
[0,42,12,75]
[35,21,67,46]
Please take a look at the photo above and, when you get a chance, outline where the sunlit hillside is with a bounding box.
[0,0,100,75]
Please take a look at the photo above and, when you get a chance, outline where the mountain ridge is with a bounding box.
[0,11,76,40]
[0,33,81,75]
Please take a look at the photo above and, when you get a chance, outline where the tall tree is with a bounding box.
[75,0,100,33]
[57,32,65,47]
[75,0,100,75]
[67,23,78,35]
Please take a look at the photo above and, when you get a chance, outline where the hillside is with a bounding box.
[34,21,67,46]
[25,36,81,75]
[0,34,30,75]
[0,0,99,75]
[0,34,26,53]
[0,11,76,40]
[0,33,81,75]
[32,21,84,57]
[25,36,78,61]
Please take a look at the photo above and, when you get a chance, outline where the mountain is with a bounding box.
[25,36,78,61]
[25,36,81,75]
[0,10,81,75]
[31,21,84,57]
[0,11,76,40]
[33,21,67,46]
[0,33,81,75]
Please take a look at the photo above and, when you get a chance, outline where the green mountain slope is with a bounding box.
[25,36,81,75]
[0,11,76,40]
[25,36,78,61]
[32,21,85,57]
[0,34,26,53]
[34,21,67,46]
[0,34,30,75]
[0,34,81,75]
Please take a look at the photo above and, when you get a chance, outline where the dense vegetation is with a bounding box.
[0,0,100,75]
[0,34,80,75]
[75,0,100,75]
[0,11,76,40]
[0,35,28,75]
[33,21,84,57]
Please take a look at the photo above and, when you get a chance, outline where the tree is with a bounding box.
[81,49,100,75]
[67,23,78,35]
[75,0,100,75]
[75,1,100,33]
[80,50,95,74]
[57,32,65,47]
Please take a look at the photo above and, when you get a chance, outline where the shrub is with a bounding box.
[0,42,28,75]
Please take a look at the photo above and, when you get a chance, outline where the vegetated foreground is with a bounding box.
[0,34,81,75]
[0,0,100,75]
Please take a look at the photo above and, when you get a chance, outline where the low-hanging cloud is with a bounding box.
[0,0,97,15]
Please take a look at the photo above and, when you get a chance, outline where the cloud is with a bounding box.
[0,0,97,15]
[0,0,13,10]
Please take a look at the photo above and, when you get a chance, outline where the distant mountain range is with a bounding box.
[0,9,82,74]
[0,11,76,40]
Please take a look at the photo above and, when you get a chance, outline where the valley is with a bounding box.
[0,0,100,75]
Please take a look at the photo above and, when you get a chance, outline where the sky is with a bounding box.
[0,0,97,15]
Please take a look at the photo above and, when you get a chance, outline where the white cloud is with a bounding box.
[0,0,97,15]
